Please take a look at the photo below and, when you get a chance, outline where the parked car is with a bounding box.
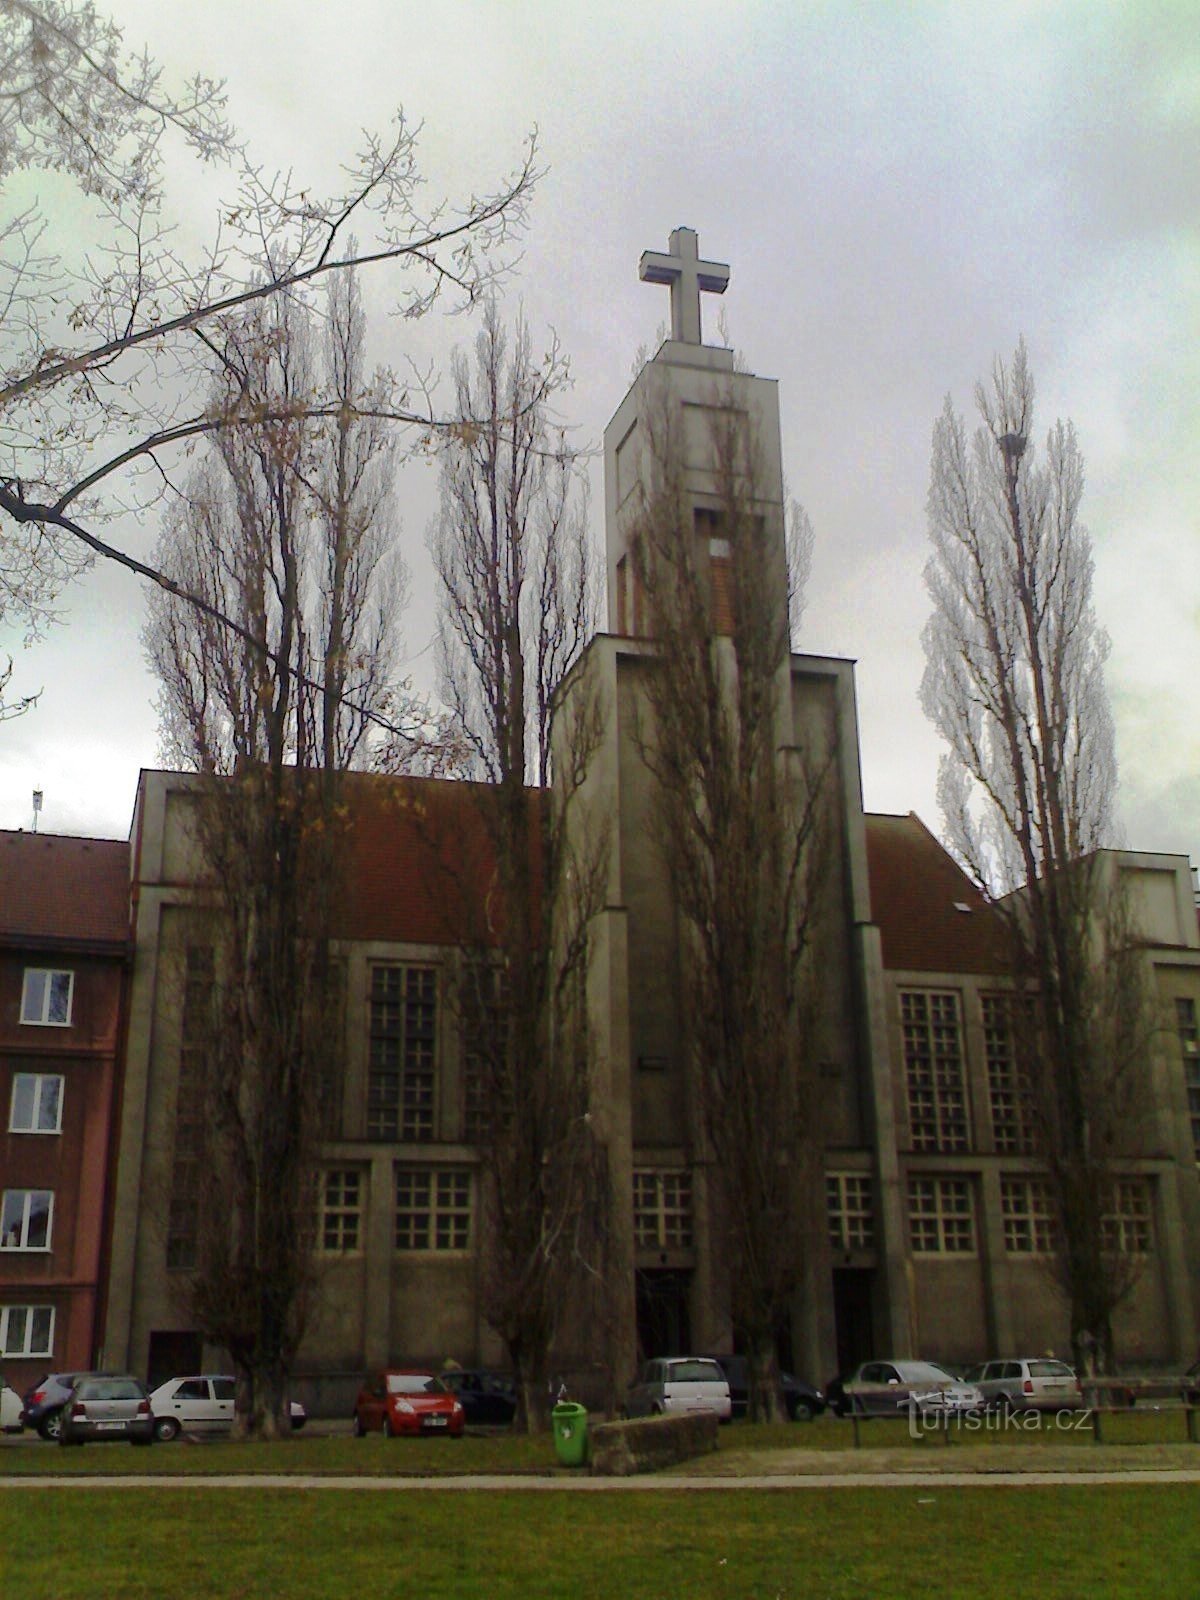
[825,1360,984,1418]
[147,1375,308,1441]
[624,1357,732,1421]
[58,1375,155,1446]
[961,1357,1082,1413]
[353,1371,465,1438]
[699,1354,825,1420]
[1,1376,24,1432]
[438,1368,518,1426]
[21,1371,124,1441]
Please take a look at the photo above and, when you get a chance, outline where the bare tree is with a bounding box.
[427,304,609,1431]
[922,340,1151,1371]
[626,394,827,1422]
[0,0,535,708]
[144,274,408,1437]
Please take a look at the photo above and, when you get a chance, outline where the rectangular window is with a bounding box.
[982,994,1036,1154]
[394,1166,471,1250]
[0,1304,55,1358]
[907,1176,975,1253]
[1177,998,1200,1163]
[20,968,74,1027]
[320,1169,362,1252]
[901,991,969,1152]
[0,1189,53,1251]
[461,962,509,1144]
[369,965,437,1142]
[9,1073,64,1134]
[633,1170,693,1249]
[826,1173,875,1251]
[1000,1177,1057,1254]
[1101,1180,1152,1254]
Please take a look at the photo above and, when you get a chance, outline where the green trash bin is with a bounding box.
[552,1401,588,1467]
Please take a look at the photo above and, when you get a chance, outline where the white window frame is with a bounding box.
[319,1168,363,1253]
[394,1166,472,1251]
[907,1176,976,1254]
[826,1172,875,1251]
[633,1169,693,1250]
[1000,1177,1057,1254]
[20,968,75,1027]
[0,1189,54,1252]
[1101,1180,1153,1255]
[9,1072,64,1134]
[0,1304,55,1358]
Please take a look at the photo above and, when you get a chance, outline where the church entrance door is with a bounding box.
[635,1268,692,1360]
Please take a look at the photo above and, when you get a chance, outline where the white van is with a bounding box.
[624,1357,732,1421]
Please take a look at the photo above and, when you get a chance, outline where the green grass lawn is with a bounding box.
[0,1409,1194,1476]
[1,1484,1194,1599]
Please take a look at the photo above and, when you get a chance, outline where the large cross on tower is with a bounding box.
[639,227,730,346]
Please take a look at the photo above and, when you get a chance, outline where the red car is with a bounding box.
[353,1370,465,1438]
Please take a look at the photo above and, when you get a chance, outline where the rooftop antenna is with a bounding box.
[32,790,42,833]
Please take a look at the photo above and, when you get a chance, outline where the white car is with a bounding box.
[624,1357,732,1421]
[1,1379,24,1432]
[148,1375,307,1441]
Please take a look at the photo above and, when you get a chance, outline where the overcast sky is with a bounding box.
[1,0,1197,872]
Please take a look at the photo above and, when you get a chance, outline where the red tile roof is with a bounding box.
[0,830,131,947]
[864,813,1009,975]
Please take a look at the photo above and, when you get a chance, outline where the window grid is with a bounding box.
[901,991,969,1152]
[369,966,437,1142]
[826,1173,875,1250]
[1177,998,1200,1163]
[982,994,1036,1154]
[907,1176,975,1253]
[462,964,510,1144]
[20,968,74,1026]
[9,1073,64,1134]
[320,1169,362,1252]
[394,1167,471,1250]
[633,1170,693,1249]
[0,1304,54,1358]
[1101,1180,1152,1254]
[1000,1177,1057,1254]
[1,1189,53,1251]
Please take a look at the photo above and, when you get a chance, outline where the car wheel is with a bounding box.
[382,1416,392,1438]
[353,1412,366,1438]
[154,1417,180,1442]
[793,1400,815,1422]
[996,1394,1013,1418]
[38,1410,63,1442]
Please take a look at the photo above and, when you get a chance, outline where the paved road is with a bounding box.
[4,1468,1200,1490]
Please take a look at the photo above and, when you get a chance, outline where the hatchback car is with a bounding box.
[353,1370,465,1437]
[624,1357,732,1421]
[961,1357,1081,1413]
[826,1360,983,1418]
[699,1354,825,1421]
[58,1375,155,1446]
[147,1375,308,1440]
[438,1368,518,1426]
[21,1371,126,1441]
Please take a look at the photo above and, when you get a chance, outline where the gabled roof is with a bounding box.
[864,813,1008,975]
[0,830,131,949]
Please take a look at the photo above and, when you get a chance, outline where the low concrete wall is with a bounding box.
[589,1411,720,1476]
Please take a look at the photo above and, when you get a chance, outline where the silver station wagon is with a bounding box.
[961,1358,1082,1413]
[624,1357,732,1421]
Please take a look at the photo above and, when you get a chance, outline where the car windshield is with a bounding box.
[386,1373,445,1395]
[897,1363,957,1383]
[666,1361,723,1382]
[1029,1361,1073,1378]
